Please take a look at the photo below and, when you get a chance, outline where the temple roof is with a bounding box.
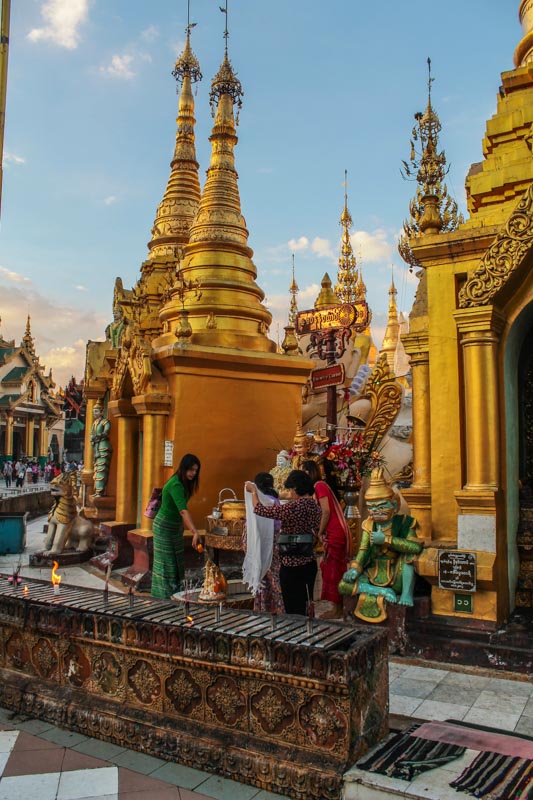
[2,366,29,383]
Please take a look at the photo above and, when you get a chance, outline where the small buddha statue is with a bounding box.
[338,467,423,623]
[291,422,325,478]
[269,450,292,495]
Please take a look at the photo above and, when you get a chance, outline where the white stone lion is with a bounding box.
[44,472,94,554]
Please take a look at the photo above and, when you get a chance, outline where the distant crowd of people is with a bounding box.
[2,458,83,489]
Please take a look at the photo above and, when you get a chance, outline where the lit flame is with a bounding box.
[51,561,62,587]
[23,585,28,597]
[186,615,194,626]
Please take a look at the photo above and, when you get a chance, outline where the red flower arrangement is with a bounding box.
[323,431,384,488]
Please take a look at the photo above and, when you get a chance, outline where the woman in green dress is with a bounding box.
[151,453,201,599]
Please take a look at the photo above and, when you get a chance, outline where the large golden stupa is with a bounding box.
[82,20,312,573]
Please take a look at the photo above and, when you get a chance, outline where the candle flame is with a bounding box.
[23,585,28,597]
[51,561,62,586]
[186,615,194,626]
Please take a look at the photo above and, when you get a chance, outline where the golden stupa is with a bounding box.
[82,17,312,581]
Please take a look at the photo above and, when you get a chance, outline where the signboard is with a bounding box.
[438,551,476,593]
[164,440,174,468]
[296,302,369,335]
[311,363,345,390]
[454,594,473,613]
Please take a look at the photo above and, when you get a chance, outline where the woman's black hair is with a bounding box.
[176,453,201,498]
[254,471,278,499]
[302,460,321,484]
[284,469,315,497]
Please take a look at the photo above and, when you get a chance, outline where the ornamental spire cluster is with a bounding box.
[398,59,463,269]
[288,254,299,326]
[335,171,359,304]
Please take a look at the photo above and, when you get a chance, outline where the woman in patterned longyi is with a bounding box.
[246,470,321,616]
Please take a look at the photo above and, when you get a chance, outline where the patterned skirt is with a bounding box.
[151,514,184,599]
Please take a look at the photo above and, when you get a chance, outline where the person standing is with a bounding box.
[243,472,285,614]
[247,470,321,616]
[3,461,12,488]
[303,460,352,619]
[151,453,202,599]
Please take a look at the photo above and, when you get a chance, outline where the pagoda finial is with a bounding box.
[172,1,202,85]
[209,1,244,122]
[145,3,202,267]
[380,270,400,372]
[22,314,36,357]
[398,58,463,270]
[335,169,359,303]
[288,253,299,325]
[315,273,340,309]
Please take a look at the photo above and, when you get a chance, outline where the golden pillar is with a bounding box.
[131,394,171,532]
[38,418,47,458]
[24,416,33,457]
[454,307,505,492]
[402,332,432,537]
[4,413,13,458]
[80,395,97,506]
[108,399,138,524]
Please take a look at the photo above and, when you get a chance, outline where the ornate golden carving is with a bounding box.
[166,668,202,714]
[299,695,347,749]
[93,651,122,695]
[128,659,161,705]
[459,182,533,307]
[32,638,57,679]
[111,321,153,400]
[361,354,403,449]
[251,685,295,735]
[206,676,246,726]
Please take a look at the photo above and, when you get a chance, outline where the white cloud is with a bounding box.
[257,167,273,174]
[99,53,135,80]
[311,237,335,260]
[27,0,89,50]
[288,236,309,252]
[0,267,32,284]
[3,152,26,166]
[141,25,159,43]
[75,285,87,291]
[351,229,394,263]
[104,195,117,206]
[0,284,107,386]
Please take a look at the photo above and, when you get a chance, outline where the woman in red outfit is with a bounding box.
[303,461,352,619]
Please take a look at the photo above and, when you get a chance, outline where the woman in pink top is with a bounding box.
[303,461,352,619]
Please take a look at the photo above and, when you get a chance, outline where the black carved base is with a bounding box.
[29,549,93,568]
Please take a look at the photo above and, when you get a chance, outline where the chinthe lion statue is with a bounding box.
[44,472,94,554]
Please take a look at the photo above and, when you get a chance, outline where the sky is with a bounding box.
[0,0,520,387]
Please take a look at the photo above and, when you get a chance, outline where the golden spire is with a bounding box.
[288,253,299,325]
[515,1,533,67]
[22,314,35,356]
[314,273,340,309]
[380,274,400,373]
[146,9,202,263]
[335,170,359,303]
[160,1,274,352]
[356,249,367,300]
[398,59,463,269]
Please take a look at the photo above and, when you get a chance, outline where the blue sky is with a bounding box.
[0,0,519,386]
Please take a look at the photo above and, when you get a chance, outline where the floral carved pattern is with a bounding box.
[32,638,57,679]
[299,695,347,749]
[128,660,161,705]
[251,685,294,735]
[206,676,246,727]
[93,652,122,695]
[459,182,533,308]
[6,632,30,671]
[361,354,402,449]
[166,668,202,715]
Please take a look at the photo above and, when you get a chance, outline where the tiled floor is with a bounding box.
[1,515,532,798]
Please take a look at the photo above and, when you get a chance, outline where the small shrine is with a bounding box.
[0,316,62,465]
